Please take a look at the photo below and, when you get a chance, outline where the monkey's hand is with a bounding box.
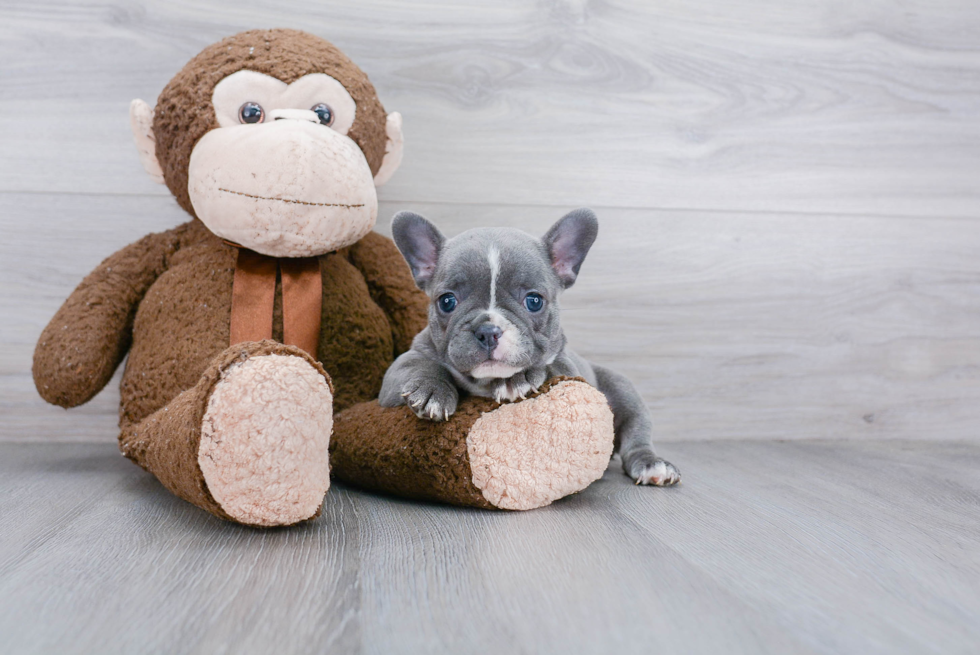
[33,230,175,408]
[401,376,459,422]
[490,367,547,404]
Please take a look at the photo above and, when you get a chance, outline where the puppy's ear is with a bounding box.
[391,211,446,290]
[543,208,598,288]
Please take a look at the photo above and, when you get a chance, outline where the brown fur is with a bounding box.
[119,340,332,526]
[330,377,585,509]
[32,31,427,524]
[153,29,389,216]
[33,216,426,520]
[31,217,425,425]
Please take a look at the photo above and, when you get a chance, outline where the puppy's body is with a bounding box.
[380,210,680,486]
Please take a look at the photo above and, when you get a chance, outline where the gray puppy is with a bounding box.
[379,209,680,486]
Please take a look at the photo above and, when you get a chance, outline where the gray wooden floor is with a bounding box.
[3,1,980,653]
[2,440,979,654]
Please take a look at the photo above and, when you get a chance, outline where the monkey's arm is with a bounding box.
[33,231,177,408]
[346,231,429,357]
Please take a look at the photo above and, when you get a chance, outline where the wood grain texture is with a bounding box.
[1,0,979,216]
[2,0,980,443]
[1,440,979,654]
[4,193,979,442]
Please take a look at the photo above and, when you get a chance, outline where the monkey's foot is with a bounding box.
[331,377,615,510]
[199,351,334,526]
[119,341,334,527]
[466,379,615,509]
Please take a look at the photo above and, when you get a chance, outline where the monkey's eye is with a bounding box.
[238,102,264,124]
[438,293,457,313]
[311,103,335,126]
[524,293,544,313]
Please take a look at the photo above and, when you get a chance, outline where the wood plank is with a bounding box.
[1,441,978,653]
[347,475,812,655]
[613,440,980,654]
[4,193,979,443]
[0,443,363,654]
[1,0,979,217]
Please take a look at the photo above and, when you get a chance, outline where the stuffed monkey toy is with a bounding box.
[33,29,614,526]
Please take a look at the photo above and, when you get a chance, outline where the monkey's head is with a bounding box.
[130,29,403,257]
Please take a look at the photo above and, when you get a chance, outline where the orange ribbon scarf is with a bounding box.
[229,247,322,359]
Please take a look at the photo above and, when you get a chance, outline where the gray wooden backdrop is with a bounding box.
[2,0,979,443]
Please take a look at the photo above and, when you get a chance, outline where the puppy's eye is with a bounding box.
[238,102,264,124]
[311,103,334,126]
[438,293,457,313]
[524,292,544,312]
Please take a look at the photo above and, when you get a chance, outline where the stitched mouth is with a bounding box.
[219,188,365,209]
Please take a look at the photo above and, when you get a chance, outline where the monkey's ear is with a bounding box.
[543,208,599,288]
[391,211,444,290]
[129,99,165,184]
[373,112,404,187]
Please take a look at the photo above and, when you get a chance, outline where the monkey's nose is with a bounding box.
[268,108,320,123]
[474,323,502,350]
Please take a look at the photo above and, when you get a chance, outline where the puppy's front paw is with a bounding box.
[401,377,458,422]
[625,452,681,487]
[490,368,546,403]
[491,377,529,404]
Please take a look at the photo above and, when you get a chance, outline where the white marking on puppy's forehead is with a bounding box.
[487,245,500,311]
[484,244,513,328]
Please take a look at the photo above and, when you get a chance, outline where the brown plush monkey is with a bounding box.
[33,29,614,526]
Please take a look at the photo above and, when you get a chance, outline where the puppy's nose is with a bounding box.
[474,323,503,349]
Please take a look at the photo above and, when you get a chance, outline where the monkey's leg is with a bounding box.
[331,377,614,510]
[119,341,334,527]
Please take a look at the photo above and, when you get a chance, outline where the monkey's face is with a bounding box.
[186,71,379,257]
[130,30,404,258]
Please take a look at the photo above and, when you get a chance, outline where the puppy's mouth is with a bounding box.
[219,188,365,209]
[469,360,524,379]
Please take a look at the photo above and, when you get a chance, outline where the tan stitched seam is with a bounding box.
[218,188,365,208]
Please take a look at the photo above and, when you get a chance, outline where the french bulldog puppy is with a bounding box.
[379,209,680,486]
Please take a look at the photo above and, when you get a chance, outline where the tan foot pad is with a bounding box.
[467,379,615,510]
[199,354,333,526]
